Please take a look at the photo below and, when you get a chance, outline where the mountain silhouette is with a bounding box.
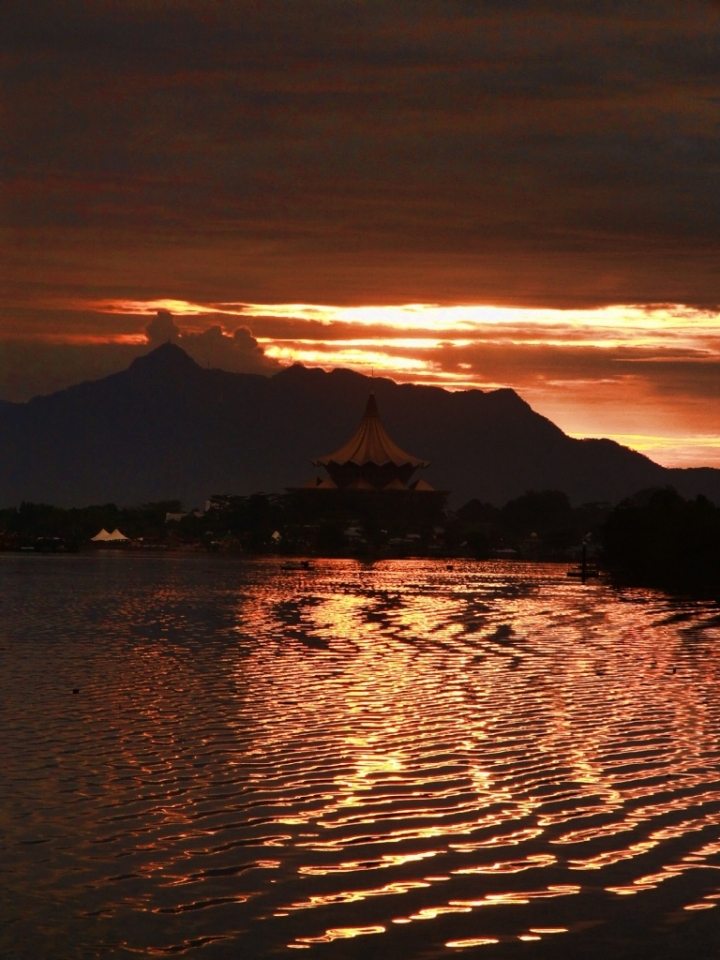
[0,342,718,508]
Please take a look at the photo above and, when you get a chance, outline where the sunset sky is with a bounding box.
[3,1,720,466]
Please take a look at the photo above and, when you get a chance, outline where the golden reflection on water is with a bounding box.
[3,557,720,958]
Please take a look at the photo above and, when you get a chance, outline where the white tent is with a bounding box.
[91,528,129,542]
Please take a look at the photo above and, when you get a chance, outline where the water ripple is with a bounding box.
[2,556,720,958]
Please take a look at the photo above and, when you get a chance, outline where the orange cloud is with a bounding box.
[2,297,717,468]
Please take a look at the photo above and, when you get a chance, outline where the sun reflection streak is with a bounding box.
[5,559,720,957]
[293,924,386,945]
[446,937,500,948]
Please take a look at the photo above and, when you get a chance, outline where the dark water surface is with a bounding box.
[2,556,720,959]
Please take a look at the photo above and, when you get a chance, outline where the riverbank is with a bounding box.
[603,487,720,598]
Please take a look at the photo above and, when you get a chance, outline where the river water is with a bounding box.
[2,556,720,959]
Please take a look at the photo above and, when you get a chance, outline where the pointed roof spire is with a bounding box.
[364,392,379,419]
[313,393,429,469]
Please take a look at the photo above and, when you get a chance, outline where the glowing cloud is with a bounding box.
[6,297,720,468]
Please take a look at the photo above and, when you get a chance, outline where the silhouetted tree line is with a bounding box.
[450,490,611,559]
[0,489,612,558]
[0,500,184,550]
[206,491,449,555]
[602,487,720,596]
[4,489,716,588]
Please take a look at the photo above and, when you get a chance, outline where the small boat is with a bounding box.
[280,559,314,571]
[567,538,598,581]
[567,564,599,580]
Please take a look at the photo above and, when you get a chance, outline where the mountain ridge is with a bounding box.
[0,343,718,508]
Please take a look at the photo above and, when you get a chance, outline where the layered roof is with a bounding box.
[313,394,429,469]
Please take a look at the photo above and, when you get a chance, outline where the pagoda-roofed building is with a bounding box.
[311,393,432,491]
[287,392,448,550]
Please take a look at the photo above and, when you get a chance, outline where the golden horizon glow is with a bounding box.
[263,344,434,374]
[567,434,720,469]
[90,298,720,351]
[12,296,720,469]
[3,332,150,346]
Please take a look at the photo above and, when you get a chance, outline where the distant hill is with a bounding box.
[0,343,718,508]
